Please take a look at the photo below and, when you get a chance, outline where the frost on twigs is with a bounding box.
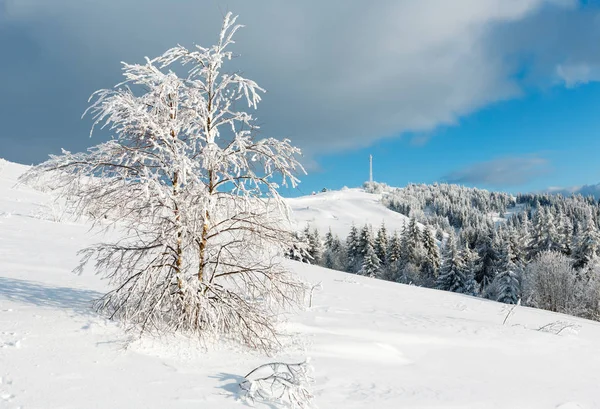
[240,360,314,409]
[19,12,306,352]
[536,321,581,336]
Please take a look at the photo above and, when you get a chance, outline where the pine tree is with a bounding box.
[494,270,521,304]
[384,230,403,281]
[374,223,388,267]
[436,233,468,293]
[558,213,574,256]
[475,228,498,289]
[324,228,335,250]
[529,207,562,257]
[387,231,402,265]
[421,228,440,284]
[323,228,345,271]
[346,224,360,273]
[493,239,522,304]
[403,217,423,267]
[573,218,600,270]
[360,239,381,278]
[358,224,372,258]
[461,244,479,296]
[306,227,323,265]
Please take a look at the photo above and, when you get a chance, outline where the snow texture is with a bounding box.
[2,160,600,408]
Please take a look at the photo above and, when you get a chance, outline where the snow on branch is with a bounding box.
[20,12,306,352]
[240,360,314,409]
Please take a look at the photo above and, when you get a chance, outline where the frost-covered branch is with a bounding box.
[20,12,306,352]
[240,360,314,409]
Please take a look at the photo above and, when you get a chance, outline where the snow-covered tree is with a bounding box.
[383,230,403,282]
[399,217,424,272]
[360,239,382,278]
[436,233,468,293]
[358,224,373,258]
[305,226,323,265]
[573,217,600,270]
[475,229,499,289]
[493,270,520,304]
[387,230,402,266]
[323,228,345,271]
[421,227,440,284]
[461,244,479,296]
[374,223,388,267]
[522,251,584,315]
[346,224,360,273]
[21,13,305,351]
[529,207,562,257]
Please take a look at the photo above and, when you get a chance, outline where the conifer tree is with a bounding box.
[421,228,440,284]
[558,213,574,256]
[494,270,521,304]
[374,223,388,267]
[384,230,403,281]
[437,233,468,293]
[494,239,522,304]
[358,224,373,258]
[323,228,345,271]
[346,224,360,273]
[360,239,382,278]
[403,217,423,267]
[573,218,600,270]
[306,227,323,265]
[387,231,402,266]
[475,228,499,289]
[461,244,479,296]
[324,228,335,251]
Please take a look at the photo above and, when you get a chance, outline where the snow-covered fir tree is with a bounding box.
[387,230,402,266]
[323,228,346,271]
[573,216,600,270]
[493,240,522,304]
[374,223,388,267]
[305,226,323,265]
[360,239,382,278]
[402,217,423,269]
[493,270,521,304]
[475,228,499,289]
[437,233,468,293]
[421,227,440,285]
[461,244,479,296]
[346,224,360,273]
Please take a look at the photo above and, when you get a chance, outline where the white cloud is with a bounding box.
[444,156,551,186]
[556,63,600,87]
[0,0,592,161]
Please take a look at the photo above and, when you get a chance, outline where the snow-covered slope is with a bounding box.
[287,188,410,237]
[2,160,600,408]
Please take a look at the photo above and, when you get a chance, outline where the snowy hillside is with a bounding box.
[2,159,600,408]
[287,188,410,237]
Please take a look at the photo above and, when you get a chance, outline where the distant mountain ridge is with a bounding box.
[545,183,600,199]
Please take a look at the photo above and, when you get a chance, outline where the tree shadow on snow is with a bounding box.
[0,276,102,315]
[210,372,280,409]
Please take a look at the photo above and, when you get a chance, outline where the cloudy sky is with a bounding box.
[1,0,600,195]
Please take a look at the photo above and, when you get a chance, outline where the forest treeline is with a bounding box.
[288,182,600,321]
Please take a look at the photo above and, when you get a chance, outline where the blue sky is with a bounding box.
[297,81,600,195]
[2,0,600,197]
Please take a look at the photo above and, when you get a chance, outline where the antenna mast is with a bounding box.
[369,154,373,184]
